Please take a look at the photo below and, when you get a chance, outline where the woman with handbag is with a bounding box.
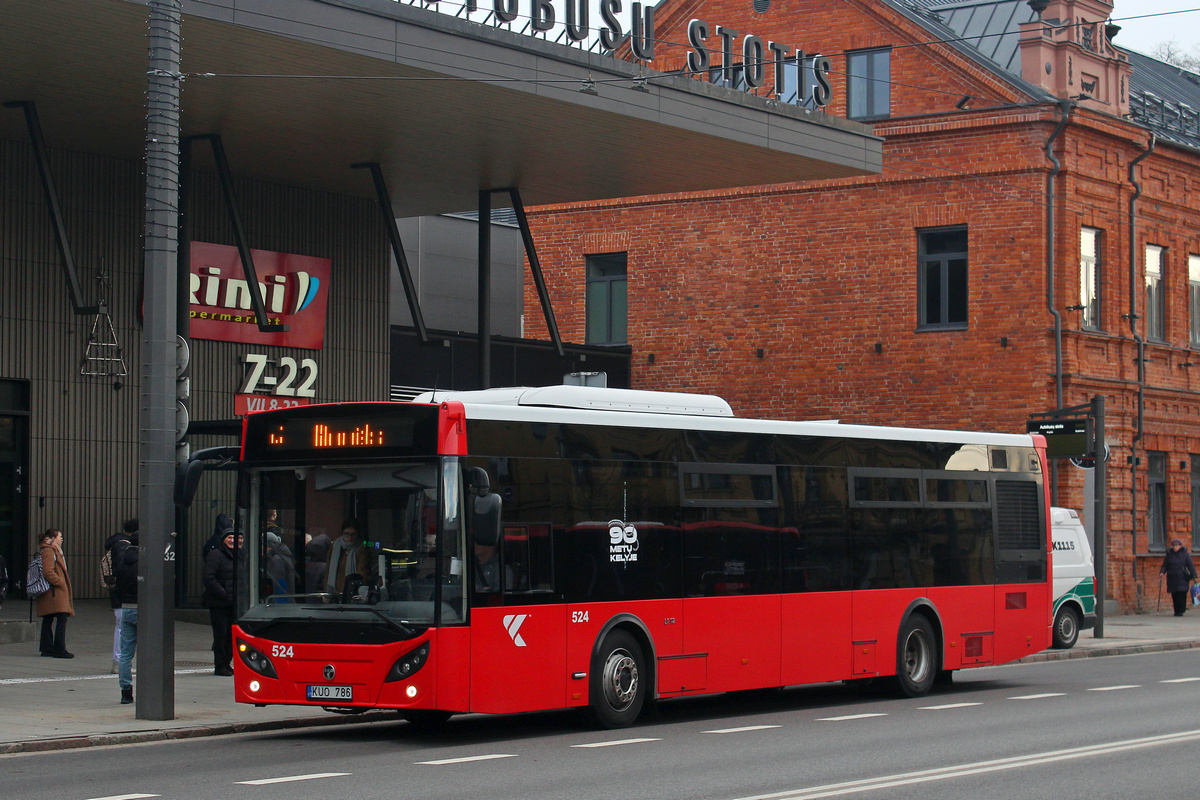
[37,528,75,658]
[1161,538,1199,618]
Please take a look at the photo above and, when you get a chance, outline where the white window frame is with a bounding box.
[1189,254,1200,348]
[1146,244,1165,342]
[1080,227,1101,330]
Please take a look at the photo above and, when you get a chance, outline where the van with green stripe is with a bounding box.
[1051,507,1096,649]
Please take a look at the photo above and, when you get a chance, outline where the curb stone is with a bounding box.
[0,711,405,755]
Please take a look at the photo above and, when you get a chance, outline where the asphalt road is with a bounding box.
[5,650,1200,800]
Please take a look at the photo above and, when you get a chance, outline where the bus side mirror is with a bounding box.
[473,493,502,548]
[174,459,205,508]
[466,467,491,497]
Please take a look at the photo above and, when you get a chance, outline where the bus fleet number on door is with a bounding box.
[571,611,589,623]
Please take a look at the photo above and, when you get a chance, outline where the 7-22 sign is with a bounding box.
[239,353,318,397]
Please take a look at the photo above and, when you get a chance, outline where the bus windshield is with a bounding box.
[237,457,466,634]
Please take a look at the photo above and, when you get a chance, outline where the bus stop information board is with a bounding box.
[1026,418,1090,458]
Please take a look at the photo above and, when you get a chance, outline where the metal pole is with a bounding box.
[138,0,181,720]
[1092,394,1106,637]
[478,190,492,389]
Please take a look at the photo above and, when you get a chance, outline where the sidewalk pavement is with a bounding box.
[1,599,1198,755]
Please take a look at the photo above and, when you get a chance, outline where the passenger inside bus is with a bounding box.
[325,518,371,597]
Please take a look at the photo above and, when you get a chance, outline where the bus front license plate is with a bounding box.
[307,684,352,701]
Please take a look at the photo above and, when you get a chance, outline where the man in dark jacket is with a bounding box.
[202,530,241,675]
[111,529,139,704]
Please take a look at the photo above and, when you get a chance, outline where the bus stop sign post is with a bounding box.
[1027,399,1107,639]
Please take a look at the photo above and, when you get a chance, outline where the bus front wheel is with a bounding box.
[894,615,937,697]
[589,630,645,729]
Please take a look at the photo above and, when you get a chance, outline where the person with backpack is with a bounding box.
[102,519,137,674]
[36,528,74,658]
[111,528,140,704]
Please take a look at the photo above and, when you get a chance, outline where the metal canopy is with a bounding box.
[1,0,881,216]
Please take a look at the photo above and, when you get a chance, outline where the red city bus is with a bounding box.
[231,386,1052,728]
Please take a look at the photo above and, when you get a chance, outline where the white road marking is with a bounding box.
[731,729,1200,800]
[1008,692,1066,700]
[705,725,783,734]
[571,738,662,748]
[84,795,160,800]
[919,702,982,710]
[1088,685,1141,692]
[1161,677,1200,683]
[816,713,887,722]
[235,773,350,785]
[416,754,517,765]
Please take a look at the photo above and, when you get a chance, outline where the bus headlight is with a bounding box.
[237,639,278,678]
[385,643,431,683]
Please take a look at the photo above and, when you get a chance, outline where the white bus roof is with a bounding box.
[414,385,734,417]
[412,386,1035,448]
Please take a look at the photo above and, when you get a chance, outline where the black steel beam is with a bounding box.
[3,101,98,315]
[479,189,491,388]
[507,187,564,356]
[189,134,284,333]
[351,162,429,344]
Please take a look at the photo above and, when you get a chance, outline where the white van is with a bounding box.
[1050,507,1096,648]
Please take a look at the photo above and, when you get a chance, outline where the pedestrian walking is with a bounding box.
[102,518,137,674]
[202,529,241,676]
[1161,538,1199,617]
[111,529,140,704]
[36,528,74,658]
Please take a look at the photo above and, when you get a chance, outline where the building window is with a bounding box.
[779,55,821,109]
[1149,452,1167,550]
[1146,244,1165,341]
[1192,456,1200,546]
[847,48,891,120]
[586,252,627,345]
[1080,227,1102,330]
[918,227,968,330]
[1190,255,1200,348]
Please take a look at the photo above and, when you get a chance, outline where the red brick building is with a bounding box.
[525,0,1200,612]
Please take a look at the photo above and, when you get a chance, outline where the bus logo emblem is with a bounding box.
[503,614,528,647]
[609,519,639,563]
[323,665,336,680]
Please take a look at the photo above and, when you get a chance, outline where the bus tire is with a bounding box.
[402,709,453,728]
[1052,605,1080,649]
[588,630,645,729]
[894,615,937,698]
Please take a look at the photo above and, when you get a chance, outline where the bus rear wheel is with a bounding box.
[894,615,937,697]
[589,630,645,729]
[1052,605,1080,649]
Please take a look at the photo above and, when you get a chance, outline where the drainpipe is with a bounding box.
[1128,134,1156,594]
[1045,98,1072,502]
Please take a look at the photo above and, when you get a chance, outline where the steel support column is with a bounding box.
[138,0,182,720]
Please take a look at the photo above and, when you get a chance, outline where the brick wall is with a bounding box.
[525,0,1200,613]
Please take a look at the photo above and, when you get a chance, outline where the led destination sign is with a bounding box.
[242,405,440,462]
